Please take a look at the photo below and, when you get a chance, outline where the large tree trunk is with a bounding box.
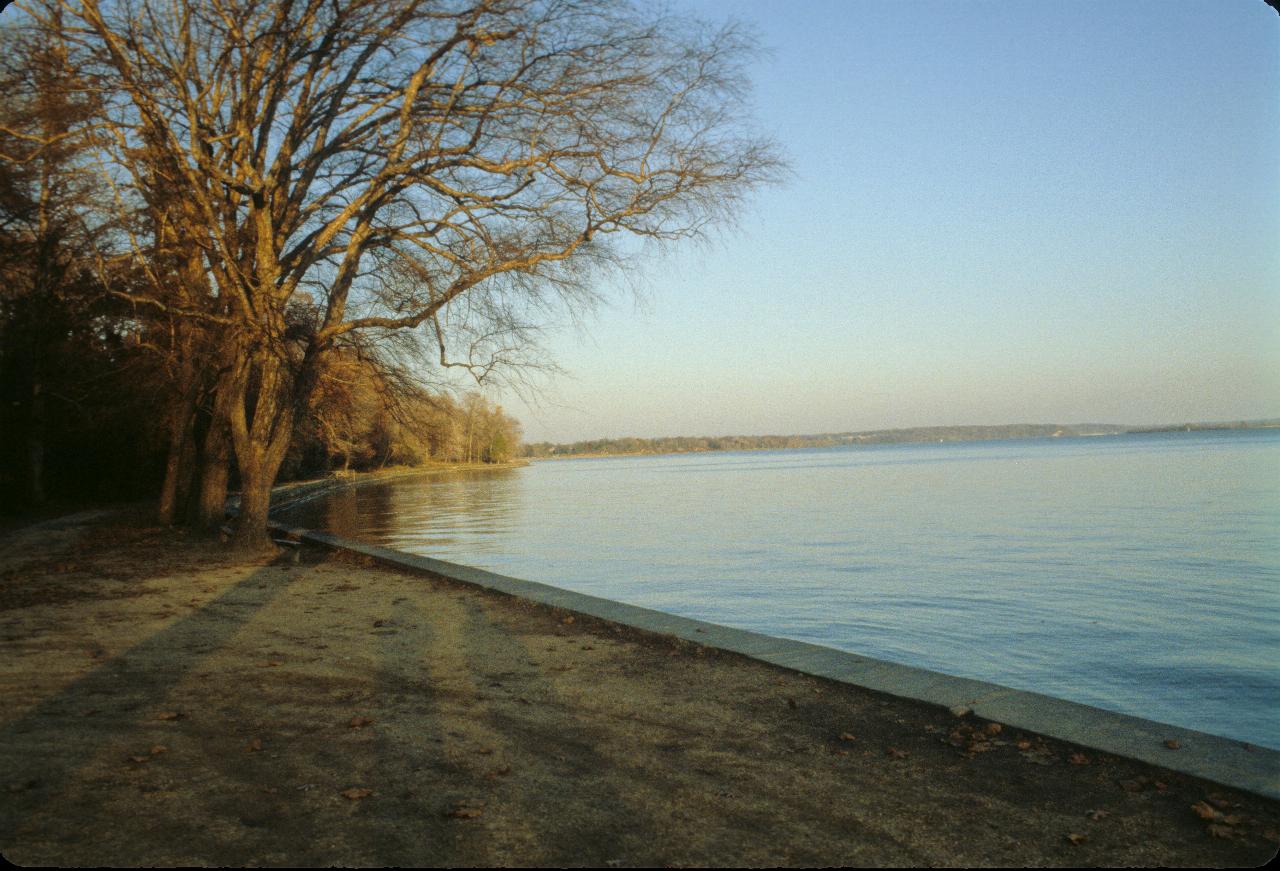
[191,347,246,533]
[157,382,198,525]
[233,454,276,550]
[193,419,232,532]
[231,425,295,548]
[229,348,312,549]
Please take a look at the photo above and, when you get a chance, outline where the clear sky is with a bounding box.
[498,0,1280,444]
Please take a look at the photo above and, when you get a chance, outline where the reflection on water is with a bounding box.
[287,468,524,554]
[277,430,1280,749]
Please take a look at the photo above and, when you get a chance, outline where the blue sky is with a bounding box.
[500,0,1279,443]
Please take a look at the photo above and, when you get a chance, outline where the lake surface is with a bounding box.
[278,429,1280,749]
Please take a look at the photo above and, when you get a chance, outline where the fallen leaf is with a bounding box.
[127,755,149,764]
[1086,809,1110,821]
[1221,814,1243,827]
[485,766,512,779]
[247,738,263,752]
[1164,739,1181,750]
[1068,752,1090,765]
[341,787,373,800]
[255,660,281,668]
[155,711,184,721]
[984,723,1002,736]
[1191,801,1222,821]
[1153,780,1168,791]
[149,745,168,755]
[887,748,910,759]
[1207,824,1237,840]
[349,716,375,729]
[948,705,971,718]
[562,615,575,625]
[830,749,850,756]
[839,732,857,742]
[476,747,494,755]
[446,799,486,819]
[372,620,384,628]
[1066,833,1087,845]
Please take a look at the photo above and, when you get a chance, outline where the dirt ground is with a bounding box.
[1,509,1276,868]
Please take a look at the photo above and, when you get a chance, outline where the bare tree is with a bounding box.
[18,0,782,545]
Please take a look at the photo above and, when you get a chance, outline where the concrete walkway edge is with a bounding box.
[268,520,1280,801]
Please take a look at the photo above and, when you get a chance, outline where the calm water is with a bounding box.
[278,429,1280,749]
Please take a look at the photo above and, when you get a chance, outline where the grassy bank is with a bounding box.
[1,509,1277,866]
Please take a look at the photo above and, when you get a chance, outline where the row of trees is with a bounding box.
[522,433,838,457]
[293,370,522,476]
[0,0,778,545]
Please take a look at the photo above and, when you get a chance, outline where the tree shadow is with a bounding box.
[0,554,297,847]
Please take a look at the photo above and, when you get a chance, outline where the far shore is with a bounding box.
[523,419,1280,462]
[1,507,1277,866]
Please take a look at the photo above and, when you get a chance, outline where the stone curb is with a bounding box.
[269,520,1280,801]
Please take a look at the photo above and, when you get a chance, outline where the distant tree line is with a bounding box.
[522,423,1139,458]
[523,434,842,458]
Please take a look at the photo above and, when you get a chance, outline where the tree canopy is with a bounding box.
[2,0,781,541]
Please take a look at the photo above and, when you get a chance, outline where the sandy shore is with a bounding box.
[1,509,1276,867]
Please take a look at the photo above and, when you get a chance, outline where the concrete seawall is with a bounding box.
[268,519,1280,801]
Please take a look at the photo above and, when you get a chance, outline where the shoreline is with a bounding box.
[270,521,1280,802]
[2,508,1277,866]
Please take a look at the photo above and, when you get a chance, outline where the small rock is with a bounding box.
[949,705,971,718]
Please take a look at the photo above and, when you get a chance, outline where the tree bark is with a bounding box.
[233,455,274,550]
[157,382,197,525]
[192,346,247,533]
[193,419,231,532]
[229,347,312,549]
